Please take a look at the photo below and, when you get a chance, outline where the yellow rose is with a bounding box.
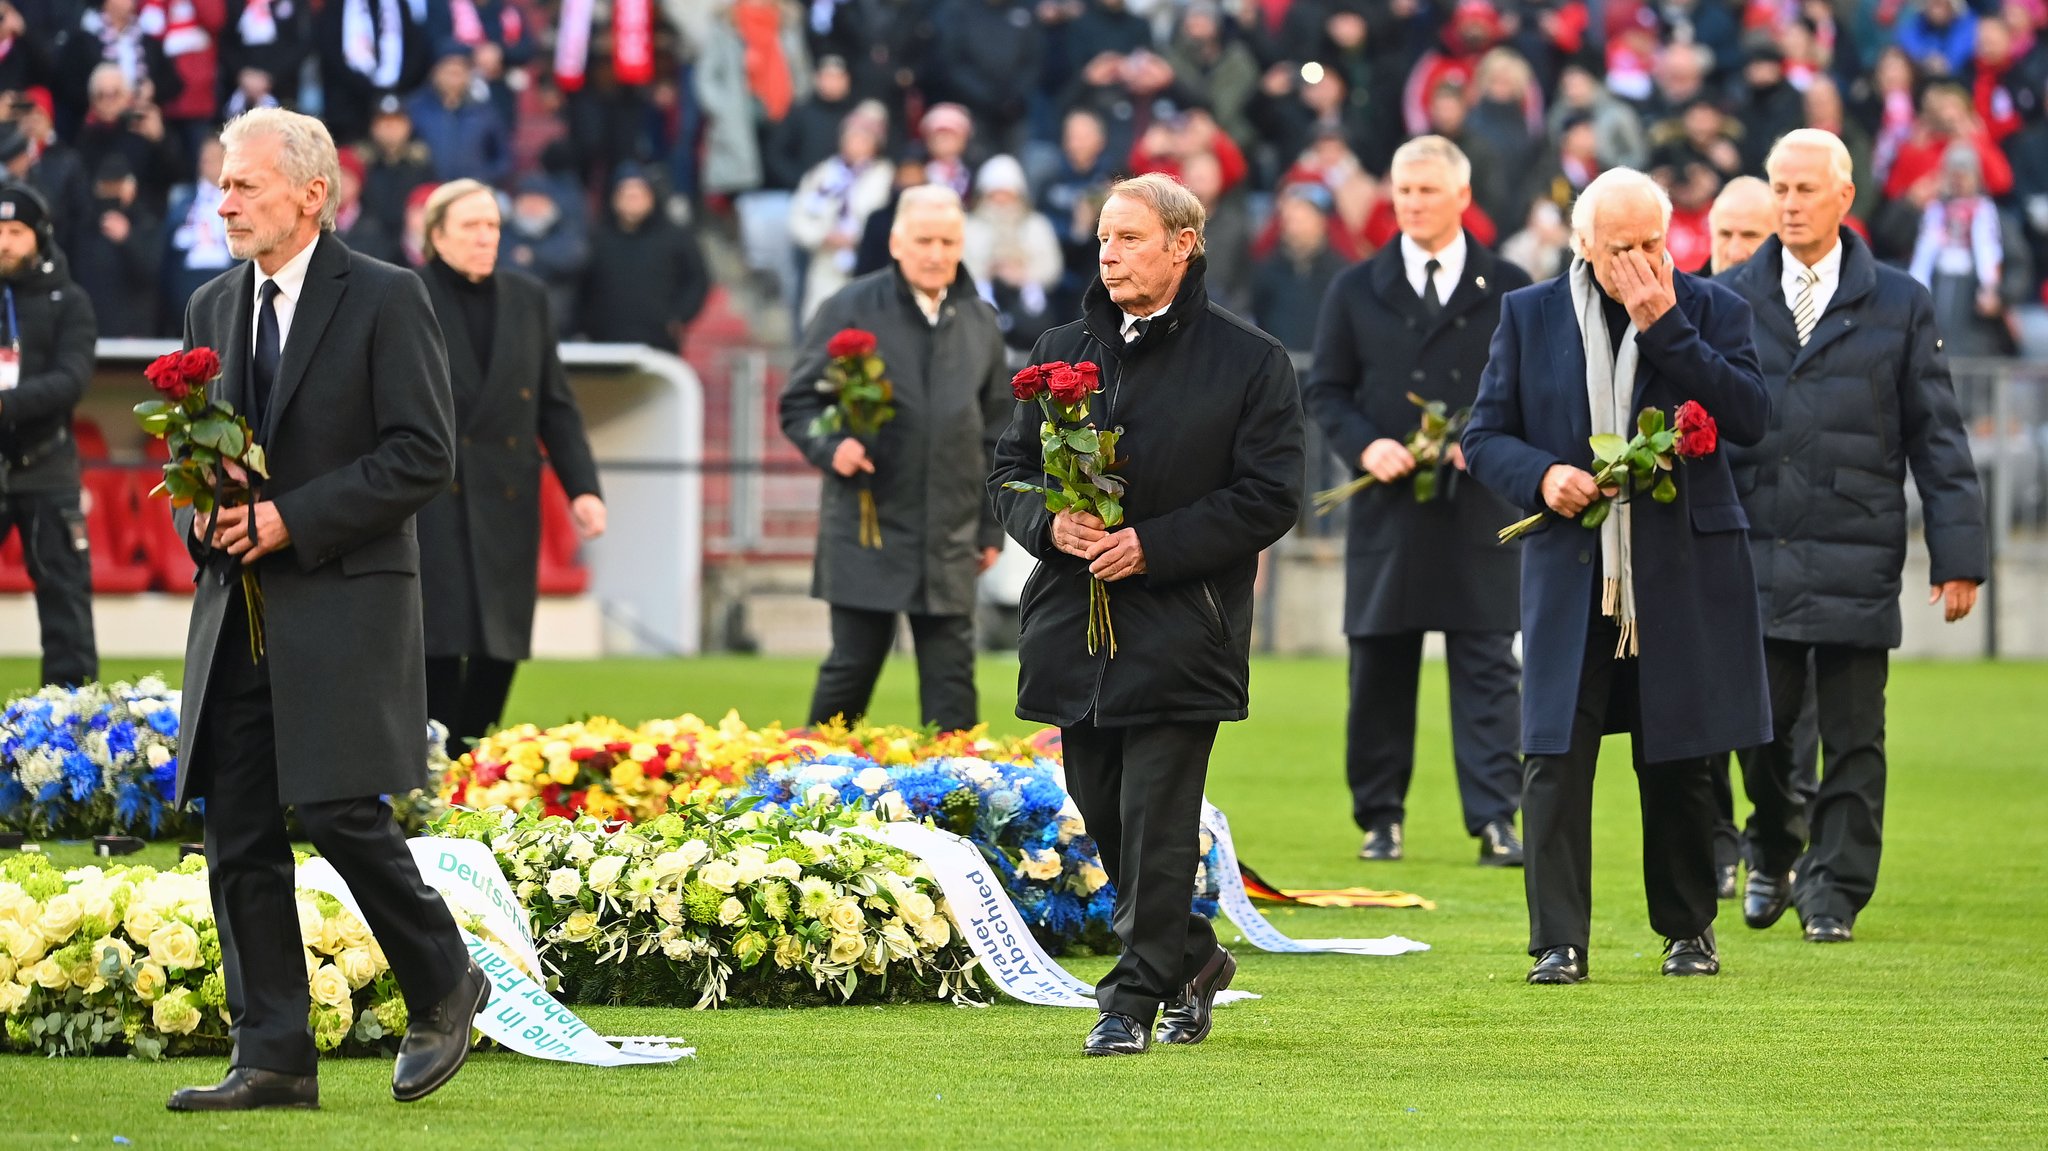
[898,892,937,923]
[295,897,324,946]
[336,947,379,990]
[33,893,82,945]
[557,910,599,943]
[315,914,349,957]
[772,934,803,969]
[826,899,864,936]
[764,857,802,882]
[147,921,202,971]
[132,960,167,1002]
[27,957,68,989]
[827,932,865,964]
[152,988,201,1035]
[1019,850,1064,881]
[0,953,13,984]
[122,902,165,945]
[587,856,627,895]
[0,883,32,927]
[1078,863,1109,893]
[309,963,353,1009]
[334,914,373,952]
[0,921,45,965]
[649,851,690,881]
[697,860,738,892]
[913,914,951,948]
[0,980,27,1014]
[717,897,747,927]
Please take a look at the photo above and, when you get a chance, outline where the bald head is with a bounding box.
[1709,176,1774,274]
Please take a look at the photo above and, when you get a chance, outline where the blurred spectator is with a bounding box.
[222,65,282,118]
[767,54,857,191]
[1165,2,1259,146]
[1546,62,1648,169]
[1707,174,1774,275]
[1252,58,1384,178]
[1537,111,1602,211]
[445,1,536,132]
[219,0,312,108]
[1642,41,1713,123]
[407,43,511,186]
[161,130,229,329]
[695,0,810,198]
[1512,0,1594,94]
[1067,0,1153,68]
[316,0,432,145]
[1805,75,1879,221]
[962,154,1062,291]
[362,95,434,235]
[1500,197,1570,281]
[1868,44,1921,189]
[929,0,1041,154]
[1663,160,1719,274]
[1038,108,1114,313]
[1802,0,1864,94]
[401,179,434,266]
[74,64,181,216]
[73,154,160,336]
[55,0,184,142]
[1249,180,1343,352]
[1655,0,1742,80]
[4,92,93,258]
[1895,0,1977,78]
[334,145,401,264]
[1463,48,1546,244]
[0,3,48,97]
[1061,46,1182,163]
[580,165,710,348]
[920,103,976,199]
[1183,148,1252,312]
[1131,104,1248,192]
[855,149,931,278]
[500,174,588,333]
[1737,40,1806,172]
[1402,0,1510,137]
[156,0,227,151]
[1885,82,2014,200]
[1906,145,2030,355]
[1233,0,1333,68]
[1971,13,2046,144]
[1650,99,1746,187]
[982,252,1061,353]
[789,102,892,322]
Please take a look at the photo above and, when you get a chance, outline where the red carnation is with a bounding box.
[179,347,221,386]
[1674,400,1718,458]
[143,352,191,401]
[1010,364,1046,401]
[826,328,878,359]
[1047,362,1094,406]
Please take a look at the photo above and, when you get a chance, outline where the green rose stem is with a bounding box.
[1496,408,1683,544]
[1313,394,1470,515]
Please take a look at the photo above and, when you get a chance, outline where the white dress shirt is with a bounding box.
[1402,231,1466,303]
[912,286,947,326]
[1781,237,1844,323]
[252,235,319,358]
[1119,302,1171,342]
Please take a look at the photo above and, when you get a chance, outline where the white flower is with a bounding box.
[827,932,865,964]
[587,856,627,894]
[795,763,849,789]
[717,897,747,926]
[152,988,201,1035]
[147,921,202,970]
[545,867,583,901]
[123,901,165,945]
[295,897,324,946]
[309,963,352,1008]
[557,910,599,943]
[763,857,802,882]
[804,784,840,808]
[852,767,891,795]
[146,744,172,768]
[875,791,909,821]
[793,830,835,858]
[0,980,29,1013]
[566,834,597,864]
[33,893,82,945]
[675,839,711,867]
[880,919,919,959]
[0,921,46,965]
[912,914,951,948]
[0,882,33,927]
[898,891,937,923]
[728,847,769,886]
[697,860,739,892]
[649,850,691,881]
[826,898,864,935]
[336,947,379,990]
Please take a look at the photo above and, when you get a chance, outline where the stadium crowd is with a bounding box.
[3,0,2046,359]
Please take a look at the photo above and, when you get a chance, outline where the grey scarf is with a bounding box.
[1568,258,1640,658]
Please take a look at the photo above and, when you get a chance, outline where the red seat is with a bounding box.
[535,467,589,595]
[73,418,110,462]
[134,441,197,594]
[0,530,31,594]
[83,466,153,593]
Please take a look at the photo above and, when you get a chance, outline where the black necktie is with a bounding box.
[252,280,281,427]
[1422,258,1444,318]
[1128,317,1152,343]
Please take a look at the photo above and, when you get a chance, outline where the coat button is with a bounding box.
[1405,317,1417,329]
[1454,316,1467,328]
[460,434,471,446]
[519,388,533,400]
[450,481,461,494]
[1449,368,1462,382]
[1577,550,1590,564]
[506,487,519,501]
[1410,369,1425,382]
[506,436,519,449]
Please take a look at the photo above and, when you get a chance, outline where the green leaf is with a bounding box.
[1638,408,1666,436]
[1095,494,1123,527]
[1650,429,1676,454]
[1065,428,1101,454]
[1001,481,1046,494]
[133,399,172,419]
[1588,434,1629,464]
[243,444,270,478]
[137,411,174,436]
[1412,469,1437,503]
[189,416,232,453]
[217,422,245,459]
[1652,475,1678,503]
[1582,499,1611,529]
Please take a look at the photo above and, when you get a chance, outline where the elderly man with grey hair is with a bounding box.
[779,183,1014,735]
[1464,166,1771,985]
[1721,129,1986,945]
[166,107,484,1112]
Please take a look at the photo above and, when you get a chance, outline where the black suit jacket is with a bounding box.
[173,233,456,806]
[1303,235,1528,636]
[417,264,600,661]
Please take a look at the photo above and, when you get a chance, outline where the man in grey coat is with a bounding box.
[1723,130,1988,944]
[779,185,1012,732]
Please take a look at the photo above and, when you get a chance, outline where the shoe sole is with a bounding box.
[166,1099,319,1112]
[393,974,492,1103]
[1743,900,1791,930]
[1478,855,1524,868]
[1159,951,1236,1046]
[1803,932,1853,944]
[1662,965,1721,976]
[1083,1044,1148,1057]
[1526,972,1584,985]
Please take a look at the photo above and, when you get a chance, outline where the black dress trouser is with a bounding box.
[6,489,96,686]
[1060,719,1220,1025]
[1346,631,1522,835]
[425,655,520,754]
[197,596,468,1075]
[1741,639,1891,924]
[1523,615,1720,956]
[807,605,977,731]
[1710,661,1819,872]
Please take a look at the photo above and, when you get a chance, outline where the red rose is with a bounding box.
[1674,400,1718,457]
[179,347,221,387]
[826,328,879,359]
[1010,364,1046,401]
[1046,363,1094,406]
[143,352,191,401]
[1072,362,1100,391]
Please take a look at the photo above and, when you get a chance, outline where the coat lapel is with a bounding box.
[1368,245,1429,327]
[1540,278,1591,450]
[1420,240,1496,342]
[1790,232,1877,372]
[422,265,487,421]
[262,234,351,442]
[217,262,255,418]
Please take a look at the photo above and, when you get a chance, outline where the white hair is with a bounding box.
[1708,175,1773,228]
[221,107,342,231]
[1570,167,1672,259]
[88,63,131,98]
[890,184,965,234]
[1765,128,1855,187]
[1389,134,1473,191]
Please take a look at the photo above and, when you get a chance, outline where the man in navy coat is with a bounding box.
[1464,168,1772,985]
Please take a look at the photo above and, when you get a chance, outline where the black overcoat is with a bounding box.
[1721,231,1988,649]
[1303,234,1529,636]
[989,258,1306,727]
[173,234,456,807]
[418,265,601,661]
[779,264,1013,617]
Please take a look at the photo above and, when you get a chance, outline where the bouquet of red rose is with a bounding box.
[1002,360,1125,656]
[808,328,894,548]
[1497,401,1719,543]
[136,347,271,656]
[1313,392,1472,514]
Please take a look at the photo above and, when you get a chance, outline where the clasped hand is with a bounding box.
[1052,509,1145,582]
[1541,464,1619,518]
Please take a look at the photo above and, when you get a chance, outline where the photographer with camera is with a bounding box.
[0,182,99,686]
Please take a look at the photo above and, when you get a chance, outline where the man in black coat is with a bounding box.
[780,185,1011,733]
[1465,167,1772,985]
[578,167,710,349]
[417,179,604,756]
[1304,135,1530,869]
[166,109,484,1112]
[0,181,97,686]
[990,174,1305,1055]
[1723,130,1988,945]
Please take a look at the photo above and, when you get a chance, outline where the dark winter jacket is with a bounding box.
[578,212,710,348]
[0,244,96,493]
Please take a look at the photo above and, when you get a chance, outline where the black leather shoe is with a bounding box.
[1477,819,1524,867]
[1526,946,1586,984]
[1803,915,1854,943]
[1743,870,1793,929]
[1157,946,1236,1045]
[1716,863,1740,901]
[1661,929,1720,976]
[166,1067,318,1112]
[1083,1012,1150,1056]
[1358,820,1403,861]
[393,959,491,1102]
